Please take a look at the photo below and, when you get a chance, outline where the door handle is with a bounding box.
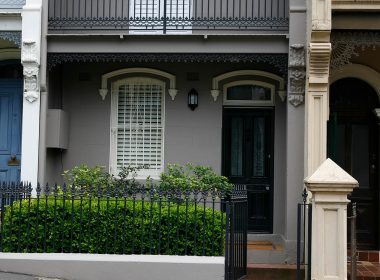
[8,155,20,166]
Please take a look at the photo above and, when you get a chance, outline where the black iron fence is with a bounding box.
[48,0,289,31]
[297,189,312,280]
[225,184,247,280]
[0,182,247,280]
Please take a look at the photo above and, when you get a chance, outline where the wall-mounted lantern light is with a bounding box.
[188,88,198,111]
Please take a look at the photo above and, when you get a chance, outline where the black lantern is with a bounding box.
[188,88,198,110]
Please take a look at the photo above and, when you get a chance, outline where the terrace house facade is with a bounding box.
[306,0,380,251]
[2,0,313,262]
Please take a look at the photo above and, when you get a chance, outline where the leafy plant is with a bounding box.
[62,164,150,195]
[62,164,111,188]
[160,163,233,193]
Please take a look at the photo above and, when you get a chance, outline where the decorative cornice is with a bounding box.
[331,31,380,69]
[47,53,289,77]
[0,31,21,48]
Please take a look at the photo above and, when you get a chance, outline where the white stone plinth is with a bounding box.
[305,158,358,280]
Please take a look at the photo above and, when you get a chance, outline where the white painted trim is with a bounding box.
[330,63,380,100]
[211,70,285,101]
[100,67,177,100]
[223,80,275,106]
[110,77,166,179]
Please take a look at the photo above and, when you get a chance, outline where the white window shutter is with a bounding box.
[113,78,165,177]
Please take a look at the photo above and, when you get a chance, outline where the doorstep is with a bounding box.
[246,263,301,280]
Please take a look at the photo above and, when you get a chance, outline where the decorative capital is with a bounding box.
[24,91,39,103]
[168,89,178,100]
[210,89,220,101]
[288,94,304,107]
[309,43,331,84]
[98,88,108,100]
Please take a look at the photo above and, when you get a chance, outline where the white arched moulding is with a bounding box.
[330,63,380,101]
[210,70,286,102]
[99,67,178,100]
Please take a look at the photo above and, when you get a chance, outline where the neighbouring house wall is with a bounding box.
[46,61,287,237]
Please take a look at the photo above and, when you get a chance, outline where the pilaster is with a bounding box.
[20,0,43,188]
[306,0,332,176]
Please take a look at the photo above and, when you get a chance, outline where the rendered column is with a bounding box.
[284,0,307,260]
[20,0,42,188]
[305,158,358,280]
[306,0,332,176]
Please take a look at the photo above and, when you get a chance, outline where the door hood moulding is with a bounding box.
[47,53,289,77]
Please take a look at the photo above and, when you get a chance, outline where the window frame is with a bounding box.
[110,77,166,179]
[223,80,275,106]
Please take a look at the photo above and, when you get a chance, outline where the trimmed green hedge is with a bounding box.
[1,199,225,256]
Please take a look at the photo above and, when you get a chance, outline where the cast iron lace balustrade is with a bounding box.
[48,0,289,32]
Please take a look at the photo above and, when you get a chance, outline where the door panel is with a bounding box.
[223,108,274,232]
[0,80,22,183]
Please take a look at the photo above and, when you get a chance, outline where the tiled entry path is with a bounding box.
[349,251,380,280]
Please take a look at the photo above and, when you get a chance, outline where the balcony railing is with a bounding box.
[48,0,289,32]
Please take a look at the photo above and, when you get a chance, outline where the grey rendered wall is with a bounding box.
[47,61,287,237]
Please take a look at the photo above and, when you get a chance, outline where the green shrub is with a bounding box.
[62,163,233,196]
[1,198,225,256]
[160,163,233,193]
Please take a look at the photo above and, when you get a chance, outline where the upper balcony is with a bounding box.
[48,0,289,34]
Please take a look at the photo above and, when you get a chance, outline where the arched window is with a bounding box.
[223,80,275,106]
[110,77,165,178]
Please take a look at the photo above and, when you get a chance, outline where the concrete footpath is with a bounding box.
[0,273,62,280]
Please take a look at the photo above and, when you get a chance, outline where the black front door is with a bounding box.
[328,78,379,249]
[223,108,274,233]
